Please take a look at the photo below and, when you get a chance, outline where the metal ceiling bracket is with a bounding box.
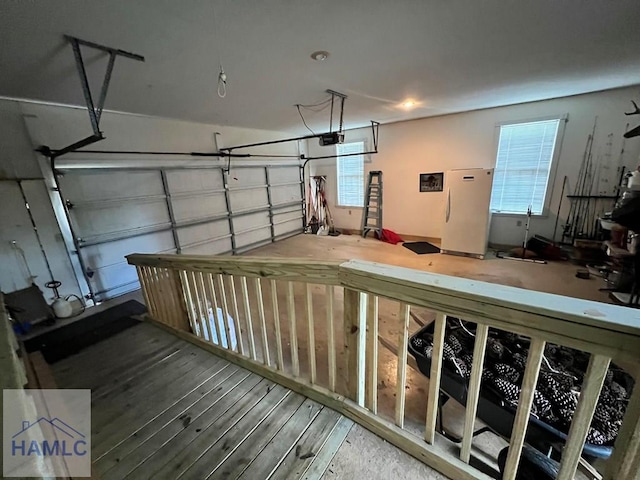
[43,36,146,160]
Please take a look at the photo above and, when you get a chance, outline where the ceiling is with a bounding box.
[1,0,639,134]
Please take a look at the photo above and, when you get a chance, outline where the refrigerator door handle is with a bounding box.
[446,188,451,223]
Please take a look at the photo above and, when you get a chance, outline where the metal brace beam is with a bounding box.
[47,36,145,160]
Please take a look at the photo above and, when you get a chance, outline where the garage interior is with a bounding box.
[2,1,640,480]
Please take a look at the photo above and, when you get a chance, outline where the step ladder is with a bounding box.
[362,171,383,238]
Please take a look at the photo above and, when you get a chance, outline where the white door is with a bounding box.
[442,169,493,256]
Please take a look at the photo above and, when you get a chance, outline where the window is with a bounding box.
[336,141,365,207]
[490,119,561,215]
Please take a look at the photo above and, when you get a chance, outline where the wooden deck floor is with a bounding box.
[51,322,352,480]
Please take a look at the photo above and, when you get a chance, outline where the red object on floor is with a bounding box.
[376,228,404,245]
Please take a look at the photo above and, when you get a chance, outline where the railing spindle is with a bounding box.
[184,270,205,337]
[168,268,190,331]
[306,284,317,383]
[460,323,489,463]
[142,266,161,322]
[425,312,447,444]
[270,279,284,370]
[556,354,611,480]
[149,267,169,325]
[241,276,257,360]
[365,295,378,413]
[193,272,212,341]
[502,337,546,480]
[136,266,153,316]
[202,273,222,346]
[254,278,270,366]
[160,268,178,328]
[326,285,336,392]
[213,274,233,350]
[395,303,410,427]
[218,274,238,352]
[227,276,245,355]
[605,373,640,480]
[179,270,198,332]
[287,281,299,377]
[357,293,367,406]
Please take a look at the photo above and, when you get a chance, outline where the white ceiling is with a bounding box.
[2,0,639,134]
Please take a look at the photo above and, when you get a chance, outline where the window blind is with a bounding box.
[490,119,560,215]
[336,141,365,207]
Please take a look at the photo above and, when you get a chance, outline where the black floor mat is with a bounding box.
[403,241,441,255]
[23,300,147,363]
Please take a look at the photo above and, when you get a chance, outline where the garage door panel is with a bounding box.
[229,189,268,212]
[273,207,303,224]
[171,193,228,223]
[72,202,170,240]
[271,184,301,205]
[81,231,175,269]
[89,262,138,298]
[81,231,174,300]
[55,163,303,301]
[229,168,265,187]
[166,169,223,193]
[232,211,269,233]
[181,237,232,255]
[61,171,163,201]
[269,166,300,183]
[177,221,230,249]
[234,227,271,250]
[274,218,303,237]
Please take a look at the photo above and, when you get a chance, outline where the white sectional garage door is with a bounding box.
[57,164,303,301]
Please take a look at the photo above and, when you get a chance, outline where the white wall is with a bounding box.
[0,98,299,302]
[0,100,81,300]
[309,86,640,245]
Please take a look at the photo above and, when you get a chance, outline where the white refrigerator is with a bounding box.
[441,168,494,259]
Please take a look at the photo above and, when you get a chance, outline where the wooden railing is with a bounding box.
[127,254,640,480]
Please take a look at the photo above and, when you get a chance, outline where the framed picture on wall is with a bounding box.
[420,172,444,192]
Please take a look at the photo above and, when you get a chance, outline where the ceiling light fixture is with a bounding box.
[311,51,330,61]
[401,100,417,109]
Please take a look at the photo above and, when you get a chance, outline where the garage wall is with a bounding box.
[0,101,81,300]
[0,98,302,302]
[309,86,640,246]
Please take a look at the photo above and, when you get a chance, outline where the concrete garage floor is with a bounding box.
[248,233,609,303]
[244,233,610,479]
